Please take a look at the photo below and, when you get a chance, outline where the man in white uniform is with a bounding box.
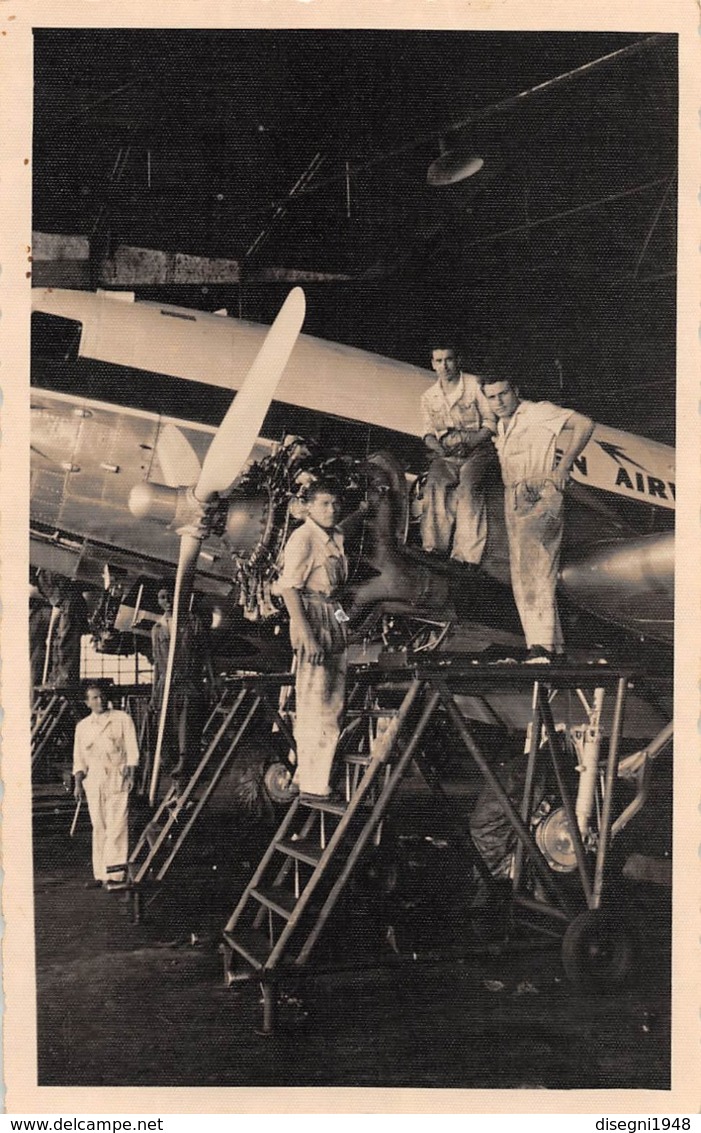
[420,340,496,565]
[275,482,348,800]
[483,376,594,661]
[73,684,140,888]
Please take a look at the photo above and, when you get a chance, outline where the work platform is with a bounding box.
[32,657,672,1035]
[151,656,669,1034]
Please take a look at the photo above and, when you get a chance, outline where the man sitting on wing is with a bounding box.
[420,337,496,567]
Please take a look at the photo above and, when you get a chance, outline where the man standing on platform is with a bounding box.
[275,481,348,801]
[483,375,594,662]
[420,338,496,567]
[73,683,140,889]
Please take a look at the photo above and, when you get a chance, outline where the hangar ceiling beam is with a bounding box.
[31,233,352,289]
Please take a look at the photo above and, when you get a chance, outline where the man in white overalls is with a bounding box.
[275,481,348,800]
[483,376,594,662]
[420,339,496,565]
[73,684,140,888]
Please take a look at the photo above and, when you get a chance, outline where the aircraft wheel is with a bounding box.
[264,762,297,805]
[561,909,634,991]
[352,849,400,897]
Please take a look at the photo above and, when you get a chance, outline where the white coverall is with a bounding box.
[492,399,573,653]
[276,517,348,796]
[73,707,140,882]
[420,373,496,563]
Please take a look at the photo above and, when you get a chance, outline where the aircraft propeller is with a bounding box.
[149,287,306,805]
[155,422,202,487]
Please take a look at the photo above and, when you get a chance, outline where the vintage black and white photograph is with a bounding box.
[3,2,698,1109]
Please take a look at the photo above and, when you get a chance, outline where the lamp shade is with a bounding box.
[427,150,484,186]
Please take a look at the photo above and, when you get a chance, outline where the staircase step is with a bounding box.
[276,837,324,866]
[344,754,373,767]
[251,886,298,919]
[223,927,273,970]
[346,708,399,719]
[299,795,347,815]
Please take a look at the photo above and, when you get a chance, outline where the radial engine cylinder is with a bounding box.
[224,490,275,560]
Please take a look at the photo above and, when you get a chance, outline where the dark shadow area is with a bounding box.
[34,783,671,1089]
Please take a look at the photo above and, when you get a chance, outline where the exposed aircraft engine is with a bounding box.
[226,441,455,629]
[221,438,368,621]
[128,437,453,631]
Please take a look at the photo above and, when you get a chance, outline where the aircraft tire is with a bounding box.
[561,909,634,992]
[351,847,400,898]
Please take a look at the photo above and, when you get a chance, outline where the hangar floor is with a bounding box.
[33,785,671,1092]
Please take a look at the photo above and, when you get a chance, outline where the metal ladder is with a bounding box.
[222,677,438,1032]
[31,691,71,769]
[127,683,264,914]
[217,658,657,1030]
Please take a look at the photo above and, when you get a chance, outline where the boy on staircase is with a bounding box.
[275,481,349,802]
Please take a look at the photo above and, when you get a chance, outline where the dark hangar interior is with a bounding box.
[33,29,677,443]
[29,27,677,1093]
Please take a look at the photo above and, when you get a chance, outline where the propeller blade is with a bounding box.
[195,286,305,501]
[148,533,201,806]
[148,287,306,804]
[155,423,202,487]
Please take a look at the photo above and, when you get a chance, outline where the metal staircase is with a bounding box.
[216,657,663,1032]
[31,690,74,772]
[127,682,264,917]
[221,677,435,1031]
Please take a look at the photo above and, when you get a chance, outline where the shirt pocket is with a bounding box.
[505,441,528,461]
[325,554,345,591]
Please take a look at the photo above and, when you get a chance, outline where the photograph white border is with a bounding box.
[2,0,699,1114]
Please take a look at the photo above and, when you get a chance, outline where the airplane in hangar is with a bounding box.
[30,283,674,653]
[24,28,678,1008]
[30,282,673,749]
[28,30,676,690]
[29,283,674,984]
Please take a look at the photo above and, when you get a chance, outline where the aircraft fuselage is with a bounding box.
[30,289,675,643]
